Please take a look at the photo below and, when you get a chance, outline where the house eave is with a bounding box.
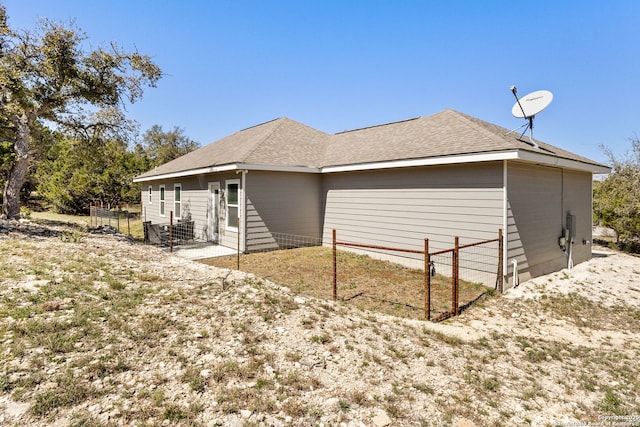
[516,151,610,174]
[133,164,239,183]
[133,150,609,183]
[319,150,610,174]
[133,163,322,182]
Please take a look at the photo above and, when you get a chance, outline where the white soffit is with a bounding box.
[134,150,610,182]
[322,151,609,174]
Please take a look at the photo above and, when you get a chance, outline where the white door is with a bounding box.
[208,182,220,242]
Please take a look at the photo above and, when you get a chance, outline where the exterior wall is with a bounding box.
[321,163,504,277]
[141,172,243,249]
[562,169,593,265]
[139,160,594,288]
[506,162,593,284]
[245,171,323,252]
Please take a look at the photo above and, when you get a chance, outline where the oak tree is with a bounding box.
[141,124,199,168]
[593,137,640,245]
[0,5,161,219]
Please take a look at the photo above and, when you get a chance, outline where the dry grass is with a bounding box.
[200,246,488,320]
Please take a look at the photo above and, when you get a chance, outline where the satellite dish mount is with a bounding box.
[509,86,553,149]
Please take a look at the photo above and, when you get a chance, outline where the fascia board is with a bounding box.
[320,151,610,174]
[516,151,611,174]
[320,152,519,173]
[133,163,321,183]
[133,164,238,182]
[133,150,610,183]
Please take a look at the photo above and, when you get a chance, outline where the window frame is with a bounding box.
[147,185,152,204]
[174,184,182,219]
[226,179,240,232]
[159,185,165,217]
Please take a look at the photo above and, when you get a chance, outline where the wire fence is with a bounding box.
[428,232,503,321]
[89,204,138,235]
[333,230,503,321]
[141,211,503,321]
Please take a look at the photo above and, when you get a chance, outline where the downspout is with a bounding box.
[240,170,248,253]
[503,160,509,288]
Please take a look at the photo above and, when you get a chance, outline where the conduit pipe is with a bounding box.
[511,259,519,288]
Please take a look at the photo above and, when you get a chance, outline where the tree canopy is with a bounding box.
[140,125,199,168]
[0,4,161,219]
[593,136,640,247]
[36,119,199,214]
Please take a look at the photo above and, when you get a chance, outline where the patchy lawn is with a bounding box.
[200,246,488,320]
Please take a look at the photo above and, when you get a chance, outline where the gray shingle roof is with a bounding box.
[135,109,605,180]
[322,109,600,167]
[136,117,329,179]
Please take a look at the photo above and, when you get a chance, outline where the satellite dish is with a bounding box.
[511,90,553,118]
[509,86,554,148]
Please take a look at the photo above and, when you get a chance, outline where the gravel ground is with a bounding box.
[0,219,639,427]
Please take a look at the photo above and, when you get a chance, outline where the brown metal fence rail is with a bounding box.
[429,229,503,322]
[332,229,503,321]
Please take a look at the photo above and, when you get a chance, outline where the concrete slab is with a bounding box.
[164,242,237,261]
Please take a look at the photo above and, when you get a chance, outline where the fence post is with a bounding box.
[237,217,240,270]
[332,229,337,301]
[117,208,120,232]
[169,211,173,253]
[424,238,430,321]
[127,210,131,236]
[497,228,504,293]
[453,236,459,316]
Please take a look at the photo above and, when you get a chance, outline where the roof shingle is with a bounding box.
[135,109,605,180]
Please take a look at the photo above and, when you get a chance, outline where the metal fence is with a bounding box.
[333,229,503,321]
[141,212,503,321]
[89,204,138,235]
[428,231,503,322]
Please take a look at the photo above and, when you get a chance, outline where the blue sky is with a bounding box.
[4,1,639,164]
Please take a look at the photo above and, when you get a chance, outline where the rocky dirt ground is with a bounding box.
[0,219,639,427]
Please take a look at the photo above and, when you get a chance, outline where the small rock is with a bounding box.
[455,418,477,427]
[240,409,252,419]
[294,296,306,304]
[372,410,391,427]
[324,397,339,408]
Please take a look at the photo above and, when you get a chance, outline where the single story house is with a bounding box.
[133,109,609,287]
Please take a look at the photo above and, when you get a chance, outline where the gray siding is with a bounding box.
[245,171,322,252]
[141,172,243,249]
[322,163,504,271]
[560,169,593,267]
[506,162,592,283]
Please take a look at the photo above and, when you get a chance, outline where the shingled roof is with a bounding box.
[135,109,608,181]
[135,117,329,179]
[324,109,601,167]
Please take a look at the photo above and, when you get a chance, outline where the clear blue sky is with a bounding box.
[4,1,639,165]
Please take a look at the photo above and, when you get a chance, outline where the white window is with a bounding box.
[148,186,152,204]
[159,185,165,217]
[174,184,182,219]
[226,179,240,231]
